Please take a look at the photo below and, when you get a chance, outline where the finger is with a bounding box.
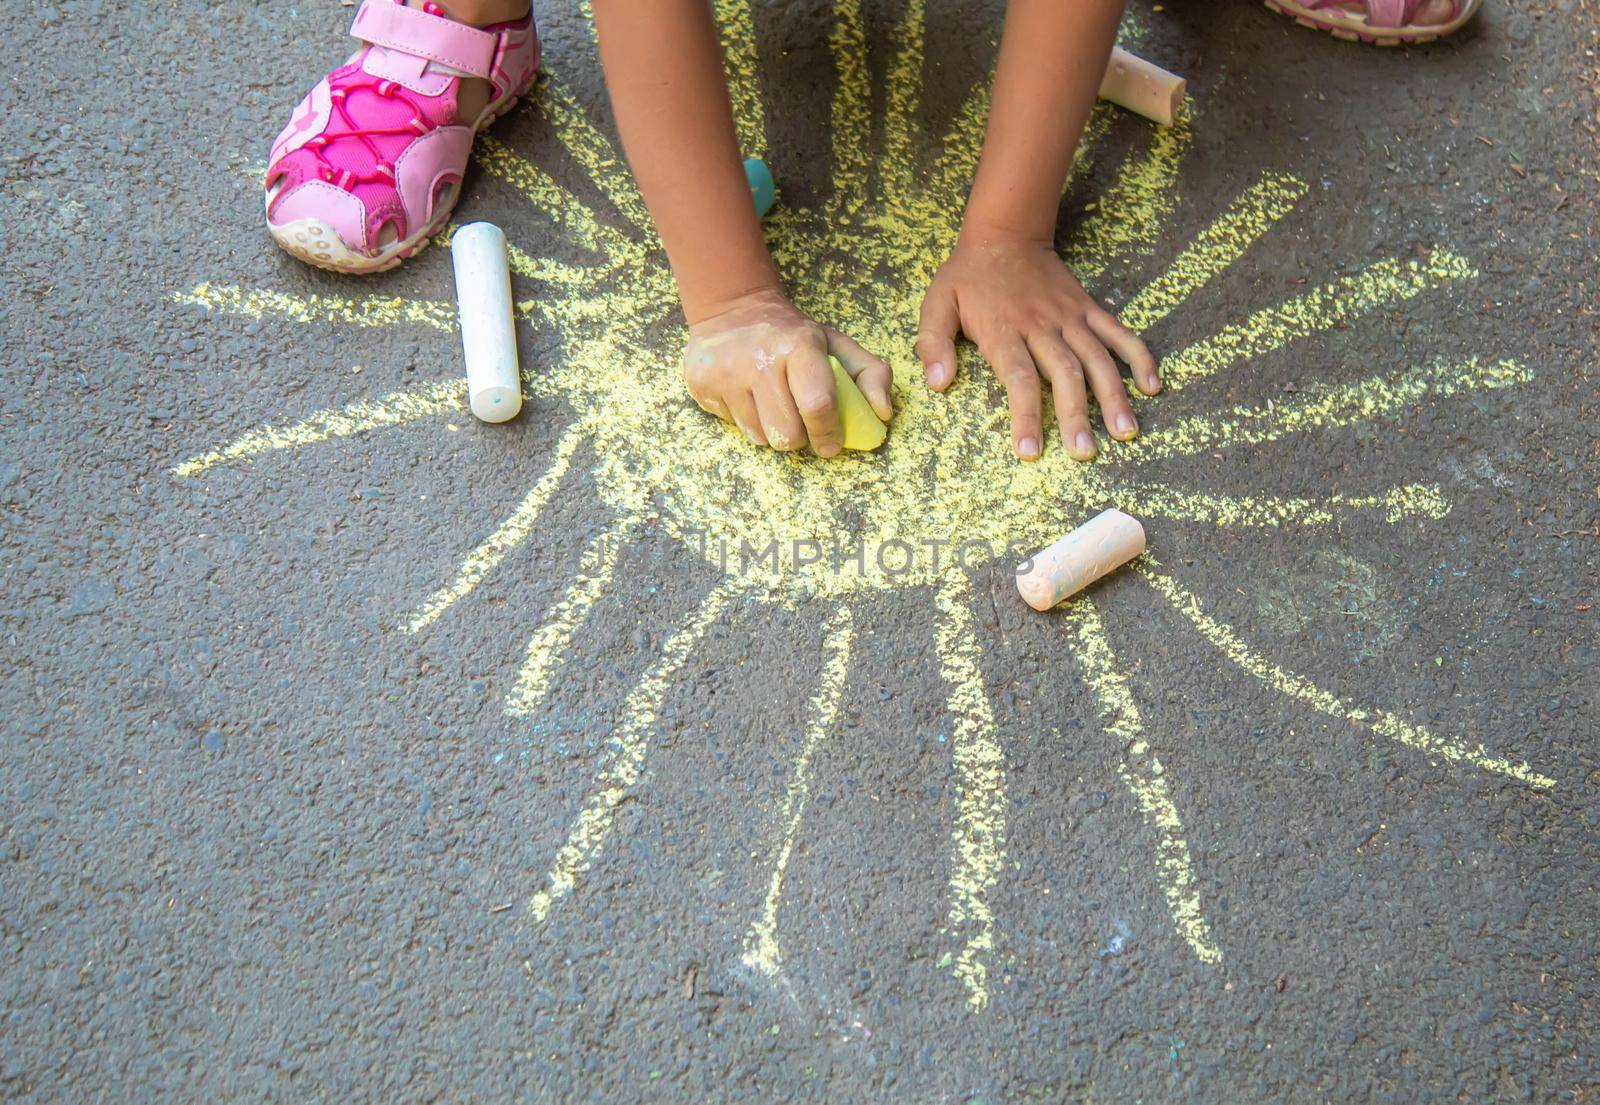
[695,393,730,421]
[683,350,727,418]
[1089,309,1161,395]
[986,339,1044,460]
[750,358,807,452]
[916,282,959,392]
[825,327,893,422]
[1025,331,1096,461]
[786,343,843,458]
[1067,327,1139,441]
[726,389,766,446]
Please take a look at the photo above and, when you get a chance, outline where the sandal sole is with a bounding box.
[1263,0,1477,44]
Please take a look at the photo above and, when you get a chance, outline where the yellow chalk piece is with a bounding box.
[828,356,886,452]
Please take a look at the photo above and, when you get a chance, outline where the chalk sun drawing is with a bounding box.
[174,1,1554,1013]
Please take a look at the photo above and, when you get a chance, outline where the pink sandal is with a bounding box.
[265,0,539,273]
[1263,0,1483,44]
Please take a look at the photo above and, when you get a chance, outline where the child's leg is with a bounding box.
[264,0,540,273]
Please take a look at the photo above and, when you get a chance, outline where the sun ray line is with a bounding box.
[173,282,456,332]
[714,0,768,159]
[473,134,639,258]
[1067,102,1194,287]
[1119,173,1309,333]
[1150,248,1479,398]
[503,238,595,287]
[883,0,926,199]
[935,575,1007,1013]
[529,584,737,922]
[1120,357,1532,465]
[1062,597,1222,964]
[504,513,642,718]
[172,377,466,478]
[173,278,587,338]
[1137,563,1556,789]
[406,423,586,633]
[1069,102,1116,188]
[929,77,991,207]
[742,605,855,976]
[1109,481,1451,529]
[827,0,872,218]
[541,79,654,234]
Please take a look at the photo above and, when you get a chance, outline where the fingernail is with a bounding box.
[1018,436,1039,459]
[1116,413,1138,438]
[1075,431,1097,458]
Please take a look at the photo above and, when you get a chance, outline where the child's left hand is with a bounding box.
[916,231,1161,462]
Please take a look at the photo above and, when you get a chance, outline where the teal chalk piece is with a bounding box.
[745,157,776,217]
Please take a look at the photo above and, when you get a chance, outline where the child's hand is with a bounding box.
[683,288,893,457]
[916,233,1160,462]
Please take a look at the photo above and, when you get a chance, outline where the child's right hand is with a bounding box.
[682,288,894,457]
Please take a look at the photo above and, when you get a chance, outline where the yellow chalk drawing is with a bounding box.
[1070,103,1193,287]
[828,0,874,222]
[1151,249,1478,396]
[407,423,583,633]
[1108,481,1450,529]
[1136,563,1554,789]
[714,0,767,160]
[1118,173,1308,333]
[542,80,653,233]
[1123,357,1532,464]
[529,585,733,922]
[883,0,926,199]
[172,2,1556,1011]
[172,375,466,478]
[1063,598,1221,964]
[743,605,854,976]
[504,512,643,718]
[936,577,1007,1012]
[173,282,456,332]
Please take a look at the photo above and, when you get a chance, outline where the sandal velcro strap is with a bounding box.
[349,0,498,80]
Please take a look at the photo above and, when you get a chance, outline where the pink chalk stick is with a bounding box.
[1016,509,1146,612]
[1098,47,1186,127]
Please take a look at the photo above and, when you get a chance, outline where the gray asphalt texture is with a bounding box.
[3,0,1599,1101]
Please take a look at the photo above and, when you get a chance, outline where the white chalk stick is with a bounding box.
[1098,47,1186,127]
[451,222,523,424]
[1016,509,1146,612]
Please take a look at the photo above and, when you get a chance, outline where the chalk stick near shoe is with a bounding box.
[1098,47,1186,127]
[451,222,523,424]
[1016,508,1146,611]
